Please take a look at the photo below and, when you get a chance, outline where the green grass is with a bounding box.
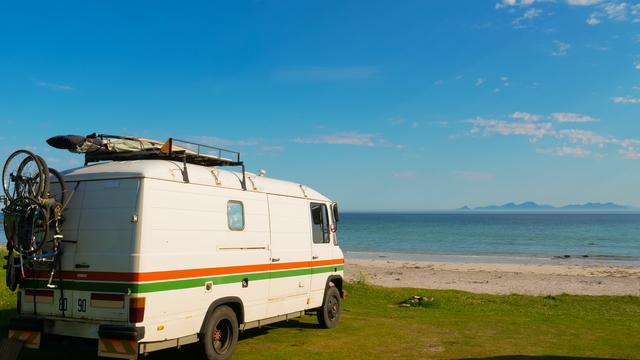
[1,271,638,359]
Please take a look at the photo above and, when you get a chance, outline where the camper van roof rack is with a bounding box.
[82,135,247,189]
[83,135,243,167]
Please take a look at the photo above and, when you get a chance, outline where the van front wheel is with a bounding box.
[202,305,239,360]
[317,286,341,329]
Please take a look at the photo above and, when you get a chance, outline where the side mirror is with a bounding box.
[332,203,340,223]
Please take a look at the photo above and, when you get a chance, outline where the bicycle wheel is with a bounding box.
[47,168,65,206]
[2,150,47,201]
[3,197,49,255]
[35,155,50,199]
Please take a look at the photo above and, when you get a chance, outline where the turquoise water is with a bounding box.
[3,212,639,262]
[338,213,640,261]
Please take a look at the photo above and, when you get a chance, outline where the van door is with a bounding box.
[69,179,138,321]
[309,202,335,308]
[266,194,311,317]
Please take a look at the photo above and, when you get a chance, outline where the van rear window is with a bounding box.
[227,201,244,231]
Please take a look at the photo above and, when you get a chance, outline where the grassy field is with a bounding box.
[0,274,638,359]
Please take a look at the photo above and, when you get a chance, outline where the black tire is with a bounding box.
[317,286,341,329]
[35,155,50,199]
[3,197,49,255]
[202,305,239,360]
[2,150,46,201]
[47,168,65,206]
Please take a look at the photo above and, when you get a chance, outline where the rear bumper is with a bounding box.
[9,316,145,359]
[9,317,44,332]
[99,324,145,341]
[9,315,144,340]
[12,315,137,339]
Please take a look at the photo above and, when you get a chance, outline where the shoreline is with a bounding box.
[344,250,640,267]
[344,253,640,296]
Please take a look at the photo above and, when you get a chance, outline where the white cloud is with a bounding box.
[434,79,444,85]
[603,2,629,21]
[556,129,610,145]
[635,62,640,70]
[537,146,592,157]
[586,13,602,24]
[550,112,598,123]
[583,2,640,25]
[475,78,486,86]
[34,80,74,91]
[511,111,541,122]
[463,111,640,160]
[513,8,543,27]
[293,132,391,147]
[496,0,517,8]
[273,66,379,81]
[611,96,640,104]
[551,40,571,56]
[452,170,496,182]
[496,0,538,8]
[498,0,638,26]
[467,117,553,139]
[567,0,602,6]
[619,148,640,159]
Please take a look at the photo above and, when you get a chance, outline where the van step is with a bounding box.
[0,338,24,360]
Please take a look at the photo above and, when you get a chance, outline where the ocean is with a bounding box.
[2,211,639,265]
[338,212,640,264]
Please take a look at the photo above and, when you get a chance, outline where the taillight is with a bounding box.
[129,297,145,323]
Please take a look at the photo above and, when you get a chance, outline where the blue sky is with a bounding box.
[1,1,639,210]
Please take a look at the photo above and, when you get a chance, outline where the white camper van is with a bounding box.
[2,135,345,360]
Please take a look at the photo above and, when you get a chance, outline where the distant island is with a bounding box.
[458,201,631,211]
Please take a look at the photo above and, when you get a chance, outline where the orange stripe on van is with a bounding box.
[25,258,344,283]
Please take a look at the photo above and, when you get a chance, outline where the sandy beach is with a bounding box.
[345,257,640,296]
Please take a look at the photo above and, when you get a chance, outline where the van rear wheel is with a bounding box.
[317,286,341,329]
[202,305,238,360]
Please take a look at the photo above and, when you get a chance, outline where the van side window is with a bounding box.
[310,203,329,244]
[227,201,244,231]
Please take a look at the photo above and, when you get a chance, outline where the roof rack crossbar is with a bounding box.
[165,138,242,164]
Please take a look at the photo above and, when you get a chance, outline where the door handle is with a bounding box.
[312,255,319,260]
[271,258,280,262]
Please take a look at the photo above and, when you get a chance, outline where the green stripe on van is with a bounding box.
[21,265,344,294]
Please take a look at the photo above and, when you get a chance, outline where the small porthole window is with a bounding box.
[227,201,244,231]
